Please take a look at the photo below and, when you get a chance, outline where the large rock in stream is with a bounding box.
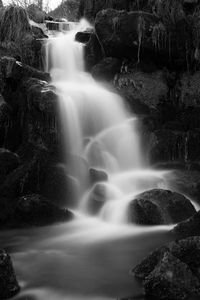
[95,10,158,59]
[172,210,200,238]
[128,189,196,225]
[0,249,20,299]
[13,194,73,227]
[132,236,200,300]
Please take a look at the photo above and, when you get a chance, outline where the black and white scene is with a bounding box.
[1,0,200,299]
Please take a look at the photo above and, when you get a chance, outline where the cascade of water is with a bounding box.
[45,20,167,224]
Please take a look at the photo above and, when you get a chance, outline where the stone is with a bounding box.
[0,249,20,299]
[0,148,20,183]
[75,31,92,44]
[0,56,50,83]
[79,0,150,21]
[115,69,168,112]
[0,143,50,199]
[149,129,200,164]
[132,237,200,300]
[89,168,108,184]
[13,194,73,227]
[128,189,196,225]
[95,10,158,59]
[172,211,200,238]
[166,169,200,202]
[144,252,200,300]
[177,72,200,108]
[22,78,59,146]
[42,164,79,208]
[85,33,103,70]
[92,57,121,81]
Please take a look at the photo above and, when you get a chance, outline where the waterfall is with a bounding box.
[45,20,168,223]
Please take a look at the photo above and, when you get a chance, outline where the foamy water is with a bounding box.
[1,19,194,300]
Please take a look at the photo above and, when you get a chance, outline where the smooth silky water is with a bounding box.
[0,20,183,300]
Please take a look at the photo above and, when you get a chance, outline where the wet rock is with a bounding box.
[85,33,103,70]
[149,129,200,164]
[115,70,168,113]
[128,189,196,225]
[0,56,50,83]
[0,143,50,199]
[0,148,20,183]
[42,164,79,208]
[0,249,20,299]
[31,25,48,39]
[92,57,121,81]
[89,168,108,184]
[25,78,57,115]
[79,0,150,21]
[133,237,200,300]
[172,211,200,238]
[0,102,14,150]
[0,197,13,225]
[75,31,92,44]
[13,194,73,227]
[22,78,59,146]
[177,72,200,108]
[95,10,158,60]
[144,252,200,300]
[166,169,200,202]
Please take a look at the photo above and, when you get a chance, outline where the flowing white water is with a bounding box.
[0,20,184,300]
[45,20,171,223]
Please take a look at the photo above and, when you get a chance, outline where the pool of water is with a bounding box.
[1,216,173,300]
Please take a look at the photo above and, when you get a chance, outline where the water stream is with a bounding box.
[0,20,180,300]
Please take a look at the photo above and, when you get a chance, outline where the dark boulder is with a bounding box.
[31,25,48,39]
[149,129,200,164]
[89,168,108,184]
[85,33,103,70]
[13,194,73,227]
[172,211,200,238]
[22,78,59,146]
[75,31,92,44]
[0,249,20,299]
[128,189,196,225]
[0,148,20,183]
[92,57,121,81]
[0,197,14,227]
[0,143,50,199]
[144,252,200,300]
[132,237,200,300]
[166,169,200,202]
[176,72,200,108]
[41,164,79,208]
[95,10,158,60]
[79,0,150,21]
[115,69,168,113]
[0,56,50,84]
